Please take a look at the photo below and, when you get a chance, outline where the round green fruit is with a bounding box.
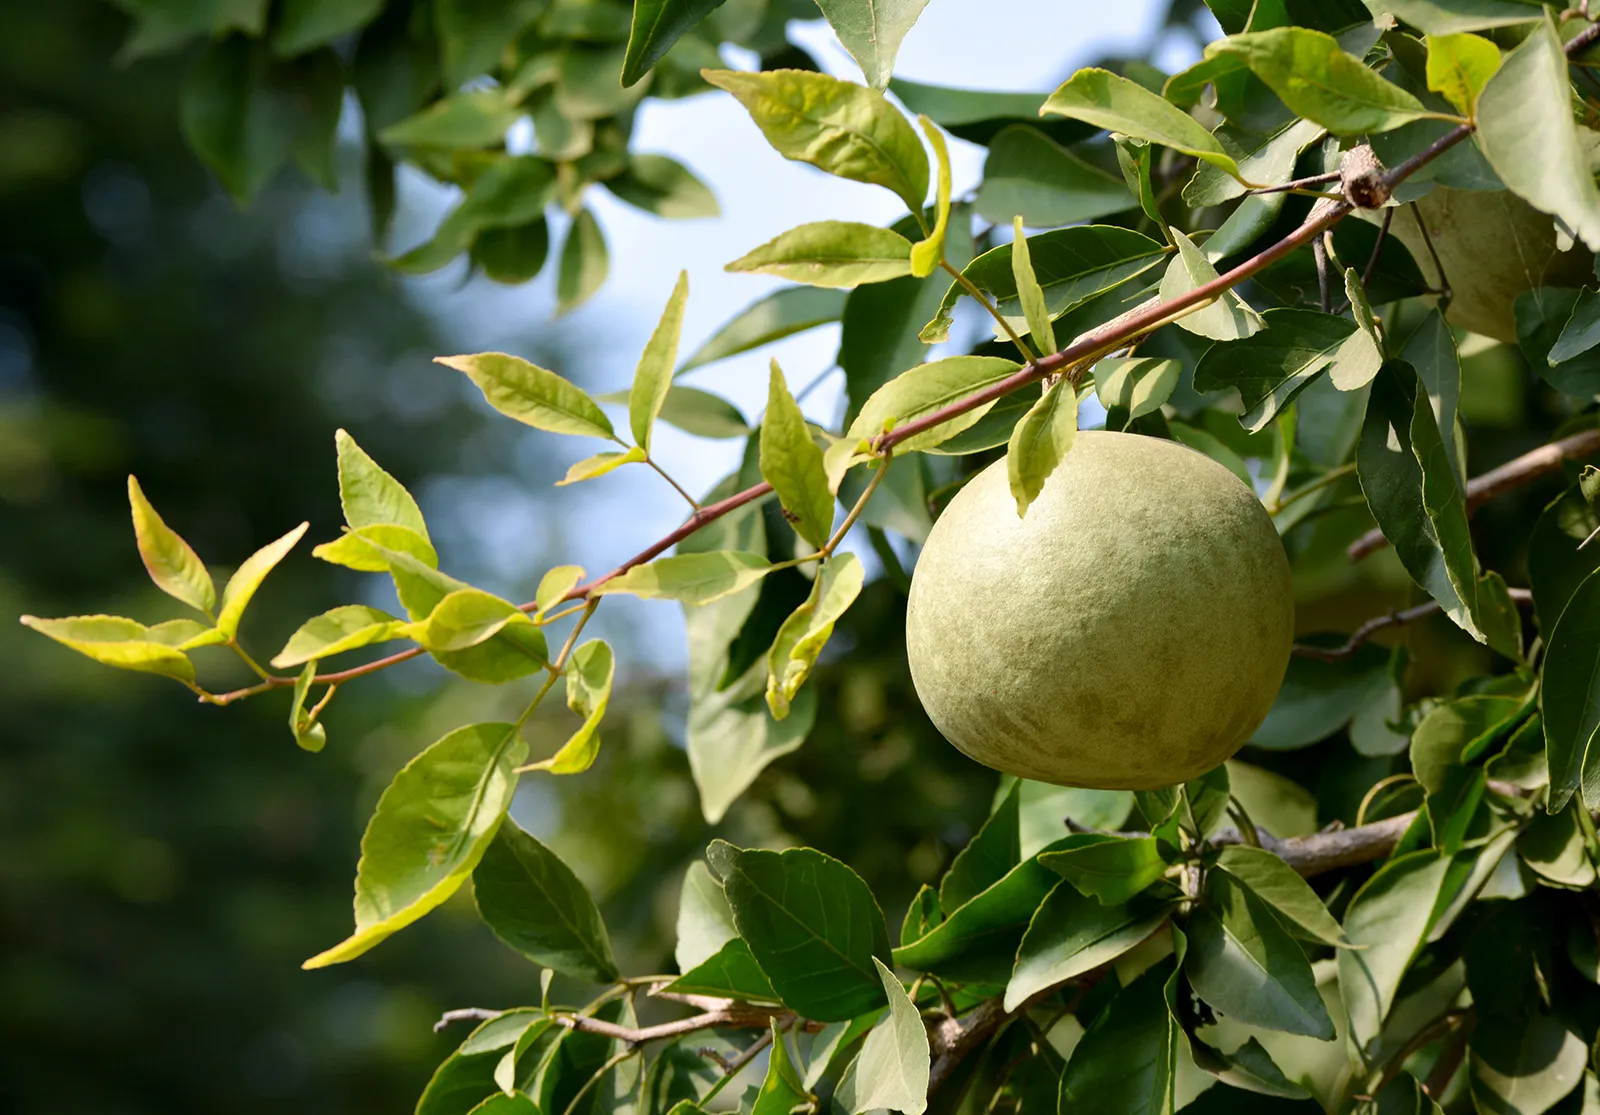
[905,431,1294,790]
[1368,187,1592,344]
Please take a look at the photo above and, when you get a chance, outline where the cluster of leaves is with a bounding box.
[32,0,1600,1113]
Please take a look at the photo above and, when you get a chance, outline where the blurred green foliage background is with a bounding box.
[1,3,1589,1113]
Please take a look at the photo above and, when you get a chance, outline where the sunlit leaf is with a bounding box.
[336,428,429,540]
[909,116,950,277]
[814,0,929,90]
[765,553,864,718]
[128,475,215,615]
[19,614,197,684]
[835,959,929,1115]
[680,286,847,371]
[272,604,405,668]
[594,551,773,605]
[1006,378,1077,517]
[1426,32,1501,116]
[557,446,648,486]
[760,362,835,550]
[726,221,914,288]
[437,352,615,440]
[631,272,689,453]
[1041,67,1246,181]
[527,639,614,775]
[847,355,1021,452]
[216,521,309,638]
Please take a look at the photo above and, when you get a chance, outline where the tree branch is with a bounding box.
[1348,428,1600,561]
[1292,587,1533,660]
[552,1003,790,1045]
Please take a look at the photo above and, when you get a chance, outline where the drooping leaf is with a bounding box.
[594,551,772,605]
[557,208,609,315]
[525,639,614,775]
[909,116,951,278]
[1010,217,1056,355]
[892,849,1064,982]
[703,68,930,212]
[1006,379,1078,517]
[726,221,914,288]
[335,429,429,540]
[1159,229,1263,342]
[710,840,892,1021]
[380,89,521,149]
[760,362,836,550]
[1549,288,1600,366]
[1515,287,1600,399]
[622,0,727,87]
[1056,961,1179,1115]
[305,722,527,968]
[1040,67,1246,181]
[631,271,690,453]
[974,124,1133,228]
[1477,17,1600,251]
[1541,566,1600,813]
[1334,269,1385,391]
[127,475,215,615]
[393,156,556,274]
[1005,884,1175,1011]
[765,553,864,718]
[437,352,614,440]
[272,0,383,56]
[604,154,721,219]
[847,355,1022,453]
[179,37,295,205]
[1205,27,1434,135]
[473,817,621,982]
[835,958,929,1115]
[271,604,405,668]
[19,614,198,684]
[680,286,847,371]
[216,521,309,638]
[750,1020,808,1115]
[288,662,326,752]
[814,0,930,90]
[557,447,648,486]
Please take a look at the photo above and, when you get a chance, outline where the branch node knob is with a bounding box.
[1341,144,1391,209]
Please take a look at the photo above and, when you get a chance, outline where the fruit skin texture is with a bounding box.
[905,431,1293,790]
[1366,187,1592,344]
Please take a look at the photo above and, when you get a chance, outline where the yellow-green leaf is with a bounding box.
[217,522,309,638]
[1425,33,1501,117]
[556,446,647,486]
[289,662,327,753]
[304,722,527,968]
[526,639,614,774]
[630,271,689,453]
[727,221,914,288]
[1010,217,1055,356]
[145,618,217,649]
[437,352,614,440]
[761,361,836,550]
[272,604,405,669]
[20,614,198,684]
[594,551,772,605]
[128,475,215,615]
[403,588,537,653]
[1159,229,1264,341]
[1094,356,1181,419]
[766,554,865,718]
[703,68,929,212]
[910,116,951,277]
[1041,68,1247,182]
[335,428,429,540]
[312,523,438,572]
[847,355,1022,453]
[534,565,585,620]
[1006,378,1078,517]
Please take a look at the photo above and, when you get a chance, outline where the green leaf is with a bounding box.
[557,208,609,315]
[271,604,404,668]
[751,1021,808,1115]
[19,614,197,684]
[892,851,1062,981]
[675,860,736,972]
[1115,135,1164,237]
[1470,1012,1588,1115]
[1515,288,1600,398]
[404,588,541,653]
[1529,484,1600,634]
[622,0,726,87]
[889,78,1067,145]
[1518,802,1598,888]
[393,157,557,275]
[1056,961,1179,1115]
[814,0,929,91]
[436,0,544,86]
[473,817,620,982]
[726,221,914,288]
[127,475,215,615]
[1004,883,1174,1011]
[975,125,1133,228]
[1366,0,1546,35]
[179,37,294,205]
[836,959,929,1115]
[216,521,308,638]
[557,446,648,486]
[1336,269,1385,391]
[604,154,720,219]
[272,0,382,56]
[288,662,326,752]
[335,429,429,540]
[1041,67,1246,182]
[304,722,527,968]
[380,89,521,149]
[703,68,929,212]
[909,116,950,277]
[760,362,836,550]
[765,553,864,718]
[680,287,847,371]
[525,639,614,775]
[1336,849,1452,1055]
[651,387,750,439]
[847,355,1021,453]
[1358,361,1522,656]
[1186,871,1335,1039]
[1549,288,1600,365]
[1095,357,1180,421]
[1040,834,1168,905]
[1010,218,1056,354]
[1426,32,1501,116]
[1400,308,1465,485]
[534,566,584,622]
[437,352,614,440]
[1182,118,1327,208]
[1005,378,1078,517]
[1181,765,1231,842]
[1159,229,1263,341]
[1541,566,1600,813]
[665,937,780,1001]
[711,840,892,1021]
[595,551,772,605]
[629,271,690,453]
[1213,846,1346,948]
[939,781,1022,914]
[1207,28,1435,135]
[312,523,438,572]
[1477,17,1600,252]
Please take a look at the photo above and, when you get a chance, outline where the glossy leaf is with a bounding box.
[216,521,309,638]
[815,0,929,90]
[1541,566,1600,812]
[127,476,214,615]
[1209,28,1433,134]
[473,817,620,982]
[1056,961,1178,1115]
[1006,379,1077,517]
[1477,18,1600,252]
[726,221,914,288]
[631,271,690,453]
[272,604,404,668]
[710,840,892,1021]
[760,362,835,550]
[594,551,772,605]
[1041,67,1245,181]
[622,0,726,86]
[665,937,779,1001]
[19,614,197,684]
[1005,883,1174,1011]
[1040,834,1167,905]
[836,958,929,1114]
[526,640,613,775]
[1213,846,1346,948]
[1160,229,1263,342]
[437,352,614,440]
[750,1020,807,1115]
[975,125,1132,228]
[765,553,864,718]
[335,429,429,540]
[557,446,648,486]
[304,722,527,968]
[405,589,540,654]
[680,286,847,371]
[892,851,1062,980]
[703,68,930,212]
[1426,32,1501,116]
[1095,357,1179,422]
[313,523,438,573]
[847,355,1021,453]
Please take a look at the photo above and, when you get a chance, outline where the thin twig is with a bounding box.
[1249,170,1341,195]
[562,1048,639,1115]
[551,1005,788,1044]
[1409,203,1451,313]
[1349,429,1600,560]
[1362,207,1394,290]
[645,456,701,511]
[434,1007,499,1032]
[1292,588,1533,660]
[942,259,1036,361]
